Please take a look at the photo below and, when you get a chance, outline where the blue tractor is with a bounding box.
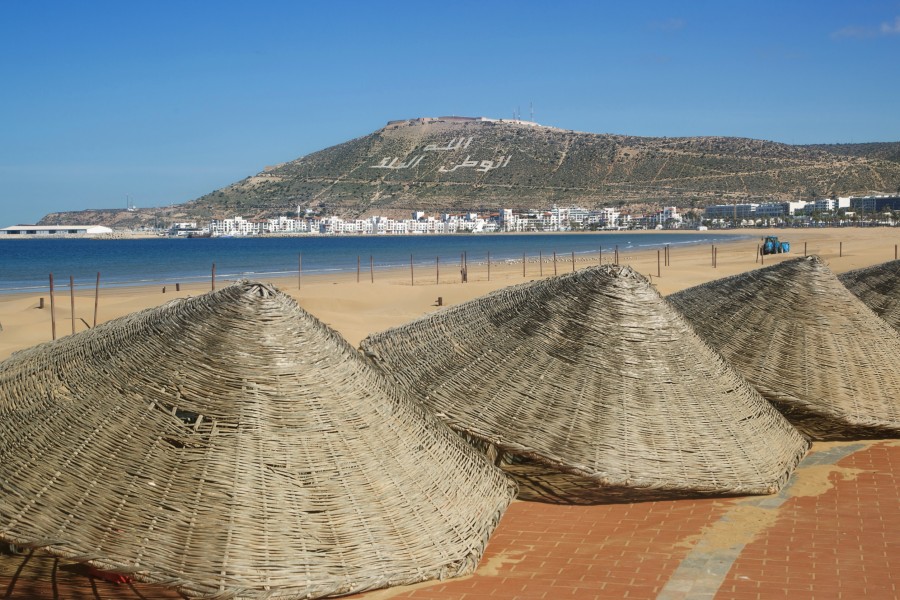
[761,235,790,255]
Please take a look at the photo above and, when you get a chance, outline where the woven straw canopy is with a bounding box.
[0,282,516,599]
[360,265,809,504]
[839,259,900,333]
[669,256,900,440]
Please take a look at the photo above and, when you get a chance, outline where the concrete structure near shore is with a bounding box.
[0,224,113,237]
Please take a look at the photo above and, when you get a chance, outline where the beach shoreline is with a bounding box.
[1,227,898,360]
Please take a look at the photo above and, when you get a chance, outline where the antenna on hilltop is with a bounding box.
[530,101,534,122]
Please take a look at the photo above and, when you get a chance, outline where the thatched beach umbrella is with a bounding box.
[0,282,516,599]
[839,259,900,333]
[669,256,900,440]
[360,265,808,504]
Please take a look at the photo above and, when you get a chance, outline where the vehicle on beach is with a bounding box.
[761,235,790,255]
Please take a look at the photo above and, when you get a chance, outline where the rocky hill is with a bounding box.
[39,117,900,227]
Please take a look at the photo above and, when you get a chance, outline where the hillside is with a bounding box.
[39,117,900,227]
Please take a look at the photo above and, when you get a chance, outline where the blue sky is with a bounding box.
[1,0,899,225]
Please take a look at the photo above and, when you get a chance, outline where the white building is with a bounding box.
[0,225,113,236]
[209,216,256,236]
[704,204,760,219]
[657,206,682,228]
[754,203,787,217]
[805,198,837,214]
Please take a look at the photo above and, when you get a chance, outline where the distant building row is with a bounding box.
[186,206,686,237]
[704,195,900,220]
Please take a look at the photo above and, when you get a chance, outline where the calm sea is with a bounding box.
[0,233,744,293]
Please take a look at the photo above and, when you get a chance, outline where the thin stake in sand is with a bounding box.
[69,275,75,335]
[93,272,100,327]
[49,273,56,340]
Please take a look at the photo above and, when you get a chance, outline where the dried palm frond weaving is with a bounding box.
[361,265,809,504]
[0,281,516,599]
[669,256,900,440]
[839,259,900,333]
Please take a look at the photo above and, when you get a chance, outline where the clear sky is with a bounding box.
[2,0,899,225]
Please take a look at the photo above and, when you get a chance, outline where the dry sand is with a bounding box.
[1,227,898,360]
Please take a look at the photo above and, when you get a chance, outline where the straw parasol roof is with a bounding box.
[839,259,900,333]
[669,256,900,440]
[0,282,516,599]
[360,265,809,504]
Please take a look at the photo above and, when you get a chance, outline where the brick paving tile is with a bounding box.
[717,441,900,600]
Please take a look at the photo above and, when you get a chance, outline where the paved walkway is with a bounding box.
[1,441,897,599]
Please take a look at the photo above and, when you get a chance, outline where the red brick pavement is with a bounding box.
[359,499,729,600]
[716,441,899,600]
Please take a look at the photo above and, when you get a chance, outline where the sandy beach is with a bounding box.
[1,227,898,360]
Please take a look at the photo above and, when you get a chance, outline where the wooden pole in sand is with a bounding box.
[599,247,602,265]
[756,244,760,263]
[539,251,543,276]
[436,256,440,284]
[49,274,56,340]
[410,254,414,286]
[69,276,75,335]
[804,242,807,257]
[370,255,374,283]
[714,247,718,268]
[711,244,715,266]
[553,251,557,276]
[93,272,100,327]
[895,244,898,260]
[615,245,619,265]
[840,241,843,257]
[523,251,526,277]
[658,250,661,277]
[212,263,216,291]
[487,251,491,281]
[571,250,575,272]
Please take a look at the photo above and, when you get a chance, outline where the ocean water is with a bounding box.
[0,232,745,293]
